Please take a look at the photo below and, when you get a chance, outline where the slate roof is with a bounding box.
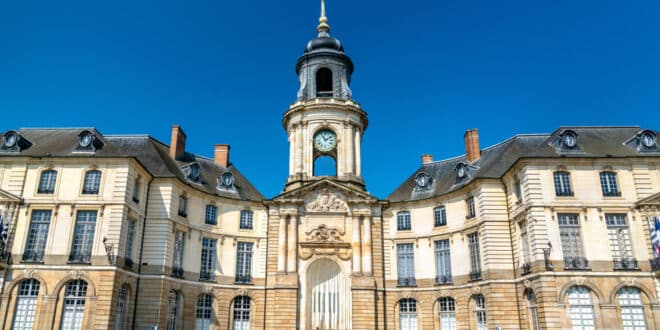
[0,128,264,202]
[388,126,660,203]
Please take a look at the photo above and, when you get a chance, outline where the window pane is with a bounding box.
[23,210,51,262]
[114,286,128,330]
[12,280,40,330]
[125,219,136,261]
[434,240,451,283]
[38,170,57,194]
[568,286,595,330]
[200,238,216,280]
[236,242,253,283]
[554,172,573,196]
[439,297,456,330]
[82,170,101,194]
[397,244,415,285]
[397,212,411,231]
[469,233,481,274]
[434,207,446,226]
[195,294,213,330]
[70,211,97,263]
[399,299,417,330]
[205,205,217,225]
[240,211,253,229]
[619,287,647,330]
[61,281,87,330]
[600,172,620,196]
[233,296,250,330]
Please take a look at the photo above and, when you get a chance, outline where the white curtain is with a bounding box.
[307,259,351,329]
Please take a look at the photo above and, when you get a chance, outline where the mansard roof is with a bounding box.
[0,128,264,202]
[388,126,660,203]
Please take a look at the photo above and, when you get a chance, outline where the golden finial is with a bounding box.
[317,0,330,33]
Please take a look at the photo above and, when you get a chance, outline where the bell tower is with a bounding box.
[284,0,368,191]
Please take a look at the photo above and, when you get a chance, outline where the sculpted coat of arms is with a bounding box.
[306,189,347,213]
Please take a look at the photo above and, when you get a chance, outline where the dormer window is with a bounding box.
[75,130,103,152]
[456,163,468,179]
[561,130,578,148]
[640,130,657,149]
[316,67,333,97]
[186,163,200,182]
[2,130,32,151]
[218,172,234,189]
[414,172,432,191]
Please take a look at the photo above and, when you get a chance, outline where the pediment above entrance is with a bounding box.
[0,189,22,203]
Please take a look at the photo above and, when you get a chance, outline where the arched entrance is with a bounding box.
[305,258,351,329]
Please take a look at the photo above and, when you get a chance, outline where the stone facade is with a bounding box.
[0,3,660,330]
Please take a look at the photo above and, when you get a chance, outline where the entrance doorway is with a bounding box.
[305,258,351,329]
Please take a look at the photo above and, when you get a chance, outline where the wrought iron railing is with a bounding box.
[435,275,452,285]
[397,277,416,287]
[563,257,589,270]
[124,257,134,270]
[68,252,91,264]
[521,262,532,275]
[22,250,44,263]
[613,258,639,270]
[469,271,482,281]
[200,271,215,281]
[235,274,252,284]
[171,266,184,278]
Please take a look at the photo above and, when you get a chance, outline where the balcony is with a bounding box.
[171,266,184,278]
[68,253,91,264]
[521,262,532,275]
[200,271,215,282]
[650,258,660,272]
[469,271,482,281]
[22,250,44,263]
[613,258,639,271]
[563,257,590,270]
[435,275,453,285]
[235,274,252,284]
[397,277,416,287]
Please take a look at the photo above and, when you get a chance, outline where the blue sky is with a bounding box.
[1,0,659,198]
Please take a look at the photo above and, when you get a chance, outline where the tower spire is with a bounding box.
[317,0,330,34]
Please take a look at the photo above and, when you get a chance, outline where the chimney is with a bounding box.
[464,128,481,162]
[169,125,187,160]
[421,154,433,165]
[214,144,230,168]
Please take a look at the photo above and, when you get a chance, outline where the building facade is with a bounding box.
[1,3,660,330]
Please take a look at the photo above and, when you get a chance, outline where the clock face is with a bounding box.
[314,130,337,152]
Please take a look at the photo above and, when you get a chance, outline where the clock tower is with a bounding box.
[283,0,368,192]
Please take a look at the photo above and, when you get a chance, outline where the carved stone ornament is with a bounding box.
[402,291,413,299]
[299,247,352,261]
[572,276,587,286]
[524,280,532,289]
[472,286,482,295]
[202,286,214,294]
[238,288,250,297]
[23,268,36,279]
[69,270,85,280]
[306,189,347,213]
[307,224,343,243]
[621,277,637,286]
[439,289,449,297]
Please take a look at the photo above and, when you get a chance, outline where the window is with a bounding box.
[69,211,97,264]
[200,238,216,281]
[399,299,418,330]
[38,170,57,194]
[606,214,636,270]
[172,231,185,277]
[124,218,136,267]
[520,221,531,272]
[233,296,251,330]
[205,205,217,225]
[12,279,40,330]
[439,297,456,330]
[397,211,411,231]
[514,179,523,202]
[178,195,187,217]
[600,171,620,196]
[567,286,595,330]
[468,233,481,280]
[558,214,588,270]
[195,294,213,330]
[466,197,476,218]
[474,295,487,330]
[239,210,253,229]
[132,178,140,203]
[397,243,415,286]
[23,210,51,262]
[434,240,452,284]
[527,290,540,330]
[316,67,333,97]
[553,171,573,196]
[114,285,128,330]
[60,280,87,330]
[618,287,647,330]
[434,206,447,227]
[82,170,101,194]
[235,242,253,283]
[166,290,181,330]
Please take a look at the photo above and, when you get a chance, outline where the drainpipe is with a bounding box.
[131,176,154,329]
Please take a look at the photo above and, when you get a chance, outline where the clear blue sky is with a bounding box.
[1,0,659,198]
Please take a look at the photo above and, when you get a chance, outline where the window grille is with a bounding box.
[178,195,187,217]
[397,243,415,286]
[235,242,253,283]
[439,297,456,330]
[166,290,181,330]
[558,214,588,270]
[606,214,636,270]
[205,205,217,225]
[82,170,101,194]
[114,285,128,330]
[567,286,595,330]
[618,287,647,330]
[466,197,476,218]
[474,295,487,330]
[38,170,57,194]
[239,210,253,229]
[600,171,620,196]
[195,294,213,330]
[553,171,573,196]
[434,206,447,227]
[172,231,185,277]
[23,210,51,262]
[397,211,411,231]
[200,238,216,281]
[60,280,87,330]
[399,299,417,330]
[434,240,452,284]
[468,233,481,280]
[233,296,251,330]
[124,219,136,268]
[12,279,40,330]
[69,211,97,264]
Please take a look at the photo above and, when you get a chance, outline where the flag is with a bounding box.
[0,214,5,243]
[649,216,660,258]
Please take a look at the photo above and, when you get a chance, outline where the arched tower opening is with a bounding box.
[314,155,337,177]
[316,67,333,97]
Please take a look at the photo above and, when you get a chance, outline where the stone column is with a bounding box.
[352,216,361,274]
[277,215,287,273]
[296,125,304,175]
[288,131,295,176]
[355,130,362,177]
[345,124,355,175]
[287,215,298,273]
[362,216,373,274]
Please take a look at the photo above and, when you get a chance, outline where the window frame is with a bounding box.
[438,297,456,330]
[466,196,476,219]
[396,243,416,286]
[618,287,648,330]
[235,242,253,284]
[200,237,217,281]
[81,170,102,195]
[232,296,251,330]
[434,239,452,284]
[397,211,411,231]
[23,210,52,262]
[205,205,217,225]
[600,171,621,197]
[239,210,253,230]
[68,210,98,264]
[434,206,447,227]
[399,298,418,330]
[473,294,487,330]
[12,279,40,330]
[468,232,482,280]
[37,169,58,194]
[553,171,574,197]
[567,286,596,330]
[196,294,213,330]
[60,280,88,330]
[178,195,188,218]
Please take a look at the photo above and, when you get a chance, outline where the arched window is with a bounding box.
[473,294,487,330]
[618,287,647,330]
[567,286,595,330]
[12,279,40,329]
[82,170,101,194]
[166,290,182,330]
[60,280,88,330]
[438,297,456,330]
[38,169,57,194]
[399,299,418,330]
[114,285,129,330]
[526,290,540,330]
[313,155,337,176]
[316,67,333,97]
[196,294,213,330]
[232,296,251,330]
